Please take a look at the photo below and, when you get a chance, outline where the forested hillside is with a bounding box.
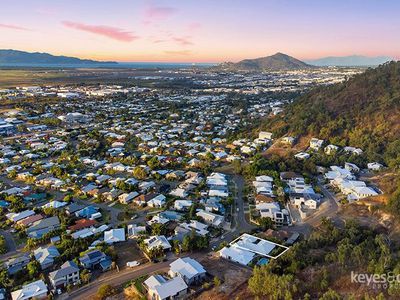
[267,61,400,168]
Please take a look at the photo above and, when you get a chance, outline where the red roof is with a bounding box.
[68,219,98,231]
[17,214,43,226]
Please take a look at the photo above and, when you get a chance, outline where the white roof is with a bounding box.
[253,181,273,188]
[234,234,276,256]
[169,257,206,280]
[169,188,188,198]
[196,209,223,226]
[174,200,193,208]
[145,235,171,250]
[6,210,35,222]
[219,245,255,265]
[208,189,228,197]
[11,280,48,300]
[255,175,274,182]
[144,275,187,299]
[127,224,146,236]
[41,201,67,209]
[104,228,126,244]
[206,178,227,186]
[353,186,378,196]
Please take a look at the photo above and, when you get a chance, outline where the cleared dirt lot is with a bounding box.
[115,240,147,269]
[195,255,252,300]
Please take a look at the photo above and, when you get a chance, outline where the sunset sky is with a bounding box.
[0,0,399,63]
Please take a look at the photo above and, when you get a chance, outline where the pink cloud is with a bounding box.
[172,36,193,46]
[62,21,138,42]
[145,6,177,19]
[152,39,167,44]
[0,23,30,31]
[143,6,177,24]
[164,50,192,56]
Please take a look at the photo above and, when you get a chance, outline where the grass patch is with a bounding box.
[124,275,147,295]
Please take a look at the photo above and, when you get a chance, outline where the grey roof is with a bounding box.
[5,253,30,267]
[66,202,85,214]
[34,246,60,265]
[27,216,60,232]
[49,261,79,280]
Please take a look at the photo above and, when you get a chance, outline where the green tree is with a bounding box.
[133,167,147,180]
[0,269,11,288]
[96,284,117,300]
[151,223,166,236]
[27,260,41,278]
[248,266,297,300]
[80,269,91,284]
[258,217,274,230]
[182,235,192,252]
[0,235,7,254]
[213,276,221,287]
[319,289,341,300]
[147,156,160,170]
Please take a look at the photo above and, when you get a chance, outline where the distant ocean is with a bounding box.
[0,62,217,69]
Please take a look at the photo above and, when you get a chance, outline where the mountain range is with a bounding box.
[0,49,117,65]
[305,55,393,67]
[213,52,313,71]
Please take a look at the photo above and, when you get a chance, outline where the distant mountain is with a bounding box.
[214,52,314,71]
[305,55,393,67]
[0,49,117,65]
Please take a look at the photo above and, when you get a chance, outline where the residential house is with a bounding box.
[175,220,209,238]
[324,144,339,155]
[294,152,310,160]
[49,261,80,290]
[144,275,188,300]
[147,194,166,208]
[26,216,60,239]
[104,228,126,244]
[33,245,60,270]
[68,219,98,232]
[127,224,147,238]
[75,206,100,219]
[345,162,360,173]
[11,280,48,300]
[258,131,273,140]
[79,250,110,270]
[196,210,224,227]
[255,202,290,226]
[4,253,31,275]
[174,200,193,211]
[368,162,384,171]
[168,257,206,285]
[144,236,172,251]
[290,193,320,210]
[281,136,295,146]
[310,138,324,151]
[119,192,139,204]
[219,234,286,266]
[6,210,35,223]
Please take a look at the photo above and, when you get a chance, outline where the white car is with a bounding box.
[126,261,140,268]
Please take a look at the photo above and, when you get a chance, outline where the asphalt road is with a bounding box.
[232,175,255,232]
[286,183,340,236]
[210,175,256,248]
[0,229,18,261]
[63,174,254,299]
[64,252,207,300]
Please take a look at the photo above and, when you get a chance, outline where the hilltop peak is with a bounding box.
[214,52,313,71]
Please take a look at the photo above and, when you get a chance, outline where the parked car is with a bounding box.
[126,261,140,268]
